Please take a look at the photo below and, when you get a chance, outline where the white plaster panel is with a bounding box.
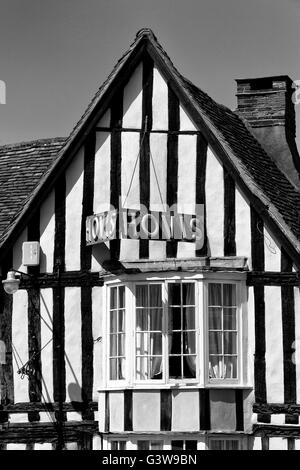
[13,228,28,273]
[34,443,52,450]
[12,290,28,403]
[243,390,255,433]
[264,226,281,271]
[109,391,124,432]
[93,434,102,450]
[265,286,284,403]
[205,147,224,257]
[123,62,143,129]
[65,147,84,271]
[197,438,206,450]
[65,442,78,450]
[132,391,160,432]
[149,133,167,213]
[176,242,196,259]
[7,444,26,450]
[210,389,236,431]
[67,412,82,421]
[39,412,53,422]
[179,104,197,131]
[149,132,168,261]
[171,390,199,432]
[98,392,106,432]
[9,413,28,423]
[294,287,300,403]
[295,439,300,450]
[40,288,54,402]
[252,437,262,450]
[269,437,288,450]
[94,129,111,214]
[235,187,251,266]
[120,239,140,261]
[177,134,196,215]
[92,286,103,399]
[121,131,140,210]
[152,67,168,130]
[247,286,255,387]
[271,414,285,425]
[65,287,82,402]
[40,189,55,273]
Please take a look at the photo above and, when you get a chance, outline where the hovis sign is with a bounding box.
[86,205,204,250]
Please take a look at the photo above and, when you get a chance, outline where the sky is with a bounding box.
[0,0,299,148]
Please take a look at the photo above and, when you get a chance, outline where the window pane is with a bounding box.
[208,284,221,306]
[223,308,236,330]
[110,334,117,357]
[171,440,184,450]
[150,333,162,355]
[169,355,182,379]
[119,310,125,332]
[209,440,223,450]
[223,284,236,306]
[182,283,195,305]
[136,356,147,380]
[209,307,222,330]
[151,441,163,450]
[119,441,126,450]
[136,332,147,355]
[209,356,223,379]
[119,286,125,308]
[169,284,181,305]
[225,440,239,450]
[224,332,237,354]
[209,331,222,354]
[118,334,125,356]
[137,441,149,450]
[110,287,118,309]
[150,310,162,331]
[110,311,118,333]
[184,332,196,354]
[183,355,196,378]
[109,358,118,380]
[136,310,148,331]
[183,307,195,330]
[136,285,148,307]
[111,441,118,450]
[170,332,182,355]
[149,356,162,379]
[186,441,197,450]
[224,356,237,379]
[118,359,125,379]
[170,307,181,331]
[149,285,162,307]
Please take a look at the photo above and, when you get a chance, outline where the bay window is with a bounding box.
[106,275,245,386]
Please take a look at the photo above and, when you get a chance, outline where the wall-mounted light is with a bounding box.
[2,269,34,295]
[2,271,20,295]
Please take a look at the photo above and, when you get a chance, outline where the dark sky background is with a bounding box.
[0,0,299,149]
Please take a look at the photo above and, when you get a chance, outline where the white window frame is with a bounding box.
[104,272,247,389]
[204,278,242,386]
[207,435,245,450]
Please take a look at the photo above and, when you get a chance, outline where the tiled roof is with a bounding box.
[0,29,299,260]
[0,138,65,243]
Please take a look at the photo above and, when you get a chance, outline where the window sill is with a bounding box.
[98,383,253,392]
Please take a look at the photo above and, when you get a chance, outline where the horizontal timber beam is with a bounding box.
[247,271,300,286]
[0,421,98,443]
[3,401,98,413]
[253,403,300,414]
[0,272,104,289]
[253,424,300,437]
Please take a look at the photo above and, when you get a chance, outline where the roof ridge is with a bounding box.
[0,136,66,150]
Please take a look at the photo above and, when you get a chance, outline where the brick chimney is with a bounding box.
[235,76,300,190]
